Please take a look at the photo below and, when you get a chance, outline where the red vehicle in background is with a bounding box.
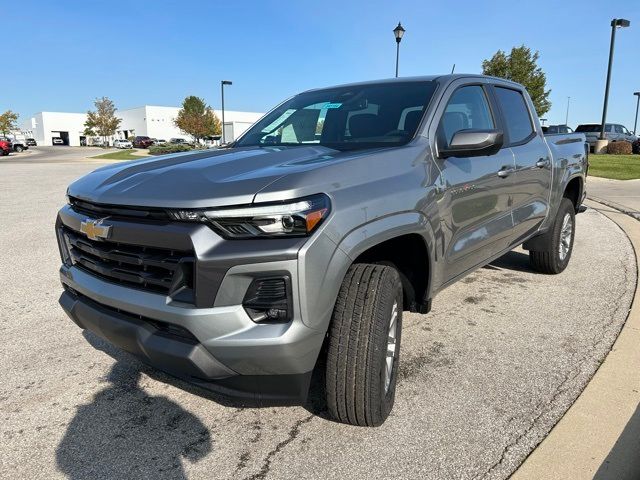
[0,140,11,156]
[132,136,155,148]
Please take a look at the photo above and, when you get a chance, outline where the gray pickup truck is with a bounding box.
[57,74,587,426]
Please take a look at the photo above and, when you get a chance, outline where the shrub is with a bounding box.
[606,141,632,155]
[148,143,192,155]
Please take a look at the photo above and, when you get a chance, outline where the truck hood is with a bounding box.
[68,146,355,208]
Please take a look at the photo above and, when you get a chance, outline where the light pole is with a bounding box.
[565,96,571,126]
[393,22,405,78]
[599,18,630,141]
[221,80,232,144]
[634,92,640,135]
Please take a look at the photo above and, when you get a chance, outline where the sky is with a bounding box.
[3,0,640,130]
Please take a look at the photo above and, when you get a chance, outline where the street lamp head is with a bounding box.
[634,92,640,97]
[611,18,630,28]
[221,80,233,86]
[393,22,405,43]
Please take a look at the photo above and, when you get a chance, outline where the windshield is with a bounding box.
[236,81,438,151]
[576,125,601,132]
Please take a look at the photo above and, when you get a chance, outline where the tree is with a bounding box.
[85,97,121,146]
[174,96,221,144]
[0,110,19,135]
[482,45,551,117]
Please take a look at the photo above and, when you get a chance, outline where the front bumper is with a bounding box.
[56,204,328,403]
[59,288,315,403]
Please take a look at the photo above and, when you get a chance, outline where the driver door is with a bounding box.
[432,84,516,282]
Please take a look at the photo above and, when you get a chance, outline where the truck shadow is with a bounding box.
[56,333,213,479]
[487,250,535,273]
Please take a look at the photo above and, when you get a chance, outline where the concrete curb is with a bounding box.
[511,200,640,480]
[588,195,640,221]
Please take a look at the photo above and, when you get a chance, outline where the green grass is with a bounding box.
[91,149,145,160]
[588,154,640,180]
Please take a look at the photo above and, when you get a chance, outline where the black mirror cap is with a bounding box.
[439,129,504,159]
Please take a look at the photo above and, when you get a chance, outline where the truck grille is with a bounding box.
[69,197,170,221]
[60,226,194,298]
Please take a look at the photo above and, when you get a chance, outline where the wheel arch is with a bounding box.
[337,212,435,313]
[563,175,584,212]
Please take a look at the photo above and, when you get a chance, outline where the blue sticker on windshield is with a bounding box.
[324,102,342,109]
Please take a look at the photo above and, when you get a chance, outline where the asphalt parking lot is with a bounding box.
[0,151,636,479]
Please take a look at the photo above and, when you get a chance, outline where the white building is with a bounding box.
[24,106,263,147]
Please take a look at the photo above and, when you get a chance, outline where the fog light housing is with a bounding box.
[242,275,292,323]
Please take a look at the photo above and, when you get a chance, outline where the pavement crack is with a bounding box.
[244,414,314,480]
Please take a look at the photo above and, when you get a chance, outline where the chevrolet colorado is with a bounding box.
[57,75,587,426]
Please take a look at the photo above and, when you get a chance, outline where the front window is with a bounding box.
[236,81,438,151]
[438,85,495,146]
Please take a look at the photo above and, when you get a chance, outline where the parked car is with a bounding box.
[542,124,573,135]
[155,139,167,144]
[26,138,37,146]
[52,138,64,145]
[132,136,155,148]
[0,136,28,152]
[0,140,11,156]
[57,74,588,427]
[169,138,192,146]
[575,123,637,152]
[113,139,133,149]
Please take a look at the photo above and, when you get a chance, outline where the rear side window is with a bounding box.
[494,87,534,144]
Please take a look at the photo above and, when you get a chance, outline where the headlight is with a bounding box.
[168,194,330,239]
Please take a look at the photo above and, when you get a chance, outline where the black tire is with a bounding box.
[529,198,576,274]
[325,263,403,427]
[14,145,23,153]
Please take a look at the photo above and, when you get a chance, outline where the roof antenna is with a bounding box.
[451,64,456,74]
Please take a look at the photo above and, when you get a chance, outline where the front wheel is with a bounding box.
[14,145,23,153]
[325,263,403,427]
[529,198,576,274]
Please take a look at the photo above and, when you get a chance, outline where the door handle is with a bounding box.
[497,166,514,178]
[536,158,549,168]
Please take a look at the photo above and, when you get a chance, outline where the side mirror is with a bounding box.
[439,129,504,158]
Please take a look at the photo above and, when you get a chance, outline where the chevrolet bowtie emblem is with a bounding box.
[80,218,112,241]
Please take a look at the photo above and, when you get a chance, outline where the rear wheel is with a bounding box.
[529,198,576,274]
[325,263,403,427]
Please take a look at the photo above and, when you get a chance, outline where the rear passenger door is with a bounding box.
[614,124,625,141]
[491,85,552,241]
[431,82,516,282]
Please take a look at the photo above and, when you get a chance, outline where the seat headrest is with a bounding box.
[348,114,380,138]
[403,110,423,133]
[442,111,469,143]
